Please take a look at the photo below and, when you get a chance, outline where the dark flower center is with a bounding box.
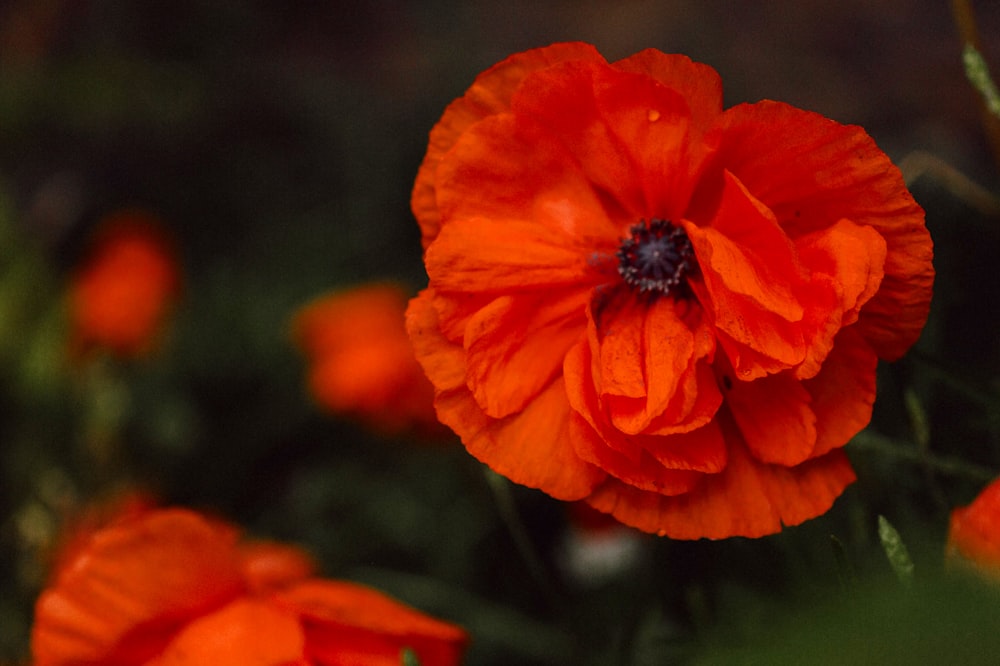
[616,219,695,297]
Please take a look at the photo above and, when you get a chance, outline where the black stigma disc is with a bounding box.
[616,219,695,296]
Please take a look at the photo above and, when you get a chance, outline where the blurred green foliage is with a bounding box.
[1,2,1000,665]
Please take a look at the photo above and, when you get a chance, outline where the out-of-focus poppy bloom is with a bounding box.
[68,209,180,359]
[293,283,444,436]
[948,478,1000,577]
[31,507,469,666]
[45,488,159,583]
[407,42,934,539]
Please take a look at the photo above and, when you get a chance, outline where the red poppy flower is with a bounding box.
[69,209,180,359]
[948,478,1000,577]
[31,507,468,666]
[407,42,934,539]
[293,283,445,436]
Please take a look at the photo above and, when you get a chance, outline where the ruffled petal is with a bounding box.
[238,541,317,595]
[612,50,723,130]
[712,100,933,360]
[948,478,1000,571]
[277,579,468,666]
[641,300,718,430]
[406,289,468,393]
[152,599,306,666]
[564,331,725,475]
[688,170,848,380]
[803,327,878,458]
[685,173,807,378]
[412,42,605,248]
[434,112,619,249]
[512,60,710,219]
[426,216,606,292]
[585,439,856,539]
[464,290,588,418]
[641,360,723,437]
[596,296,648,402]
[726,371,817,467]
[643,418,728,473]
[578,295,720,436]
[568,412,704,494]
[32,509,245,666]
[410,287,608,498]
[795,218,887,328]
[436,375,605,500]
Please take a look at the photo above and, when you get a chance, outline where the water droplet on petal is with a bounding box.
[647,109,661,122]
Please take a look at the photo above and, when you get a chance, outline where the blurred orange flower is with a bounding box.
[408,42,934,539]
[293,283,444,435]
[68,209,180,359]
[948,478,1000,577]
[32,506,468,666]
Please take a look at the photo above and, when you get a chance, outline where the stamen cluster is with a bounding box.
[616,219,695,296]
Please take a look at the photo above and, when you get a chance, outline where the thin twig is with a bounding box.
[897,151,1000,218]
[951,0,1000,171]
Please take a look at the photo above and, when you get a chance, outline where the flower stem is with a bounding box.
[851,430,996,482]
[483,470,562,608]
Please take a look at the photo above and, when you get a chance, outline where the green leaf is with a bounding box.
[877,516,914,586]
[400,647,420,666]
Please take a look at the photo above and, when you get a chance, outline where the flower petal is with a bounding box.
[612,50,723,130]
[412,43,604,247]
[636,298,720,433]
[586,438,856,539]
[32,509,245,665]
[434,112,619,248]
[464,290,588,418]
[595,296,647,401]
[406,289,468,393]
[564,332,725,474]
[436,376,605,500]
[642,419,728,473]
[512,60,709,219]
[726,371,817,467]
[152,599,306,666]
[948,478,1000,573]
[238,541,317,595]
[804,327,878,458]
[584,295,720,435]
[278,579,468,666]
[795,218,887,328]
[685,174,807,378]
[712,100,933,360]
[425,216,606,293]
[569,412,704,494]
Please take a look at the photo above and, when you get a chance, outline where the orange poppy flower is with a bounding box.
[292,283,444,436]
[31,507,468,666]
[948,478,1000,577]
[69,209,180,358]
[407,42,934,539]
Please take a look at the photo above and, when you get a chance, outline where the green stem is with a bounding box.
[907,349,998,412]
[851,430,996,482]
[483,470,563,609]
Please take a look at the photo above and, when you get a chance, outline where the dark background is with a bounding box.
[2,1,1000,664]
